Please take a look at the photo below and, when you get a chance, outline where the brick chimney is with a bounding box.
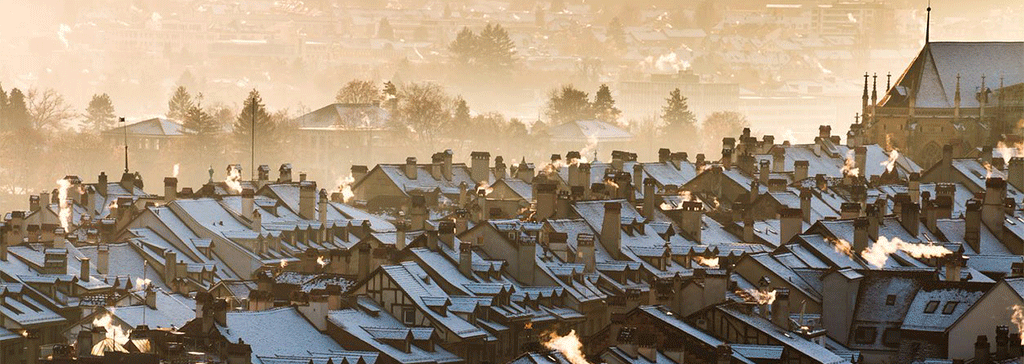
[601,202,622,259]
[819,125,832,139]
[779,208,802,244]
[800,189,812,222]
[97,244,108,274]
[278,164,293,183]
[536,183,557,220]
[794,160,808,181]
[759,160,771,184]
[0,225,8,261]
[658,148,671,163]
[681,201,703,243]
[772,148,785,172]
[517,235,536,285]
[494,156,506,180]
[965,199,982,253]
[695,154,706,172]
[855,146,867,177]
[983,178,1006,241]
[941,145,954,181]
[257,164,270,185]
[578,233,596,273]
[79,257,90,282]
[854,217,870,254]
[516,158,534,183]
[900,201,920,237]
[299,182,316,219]
[909,172,921,204]
[241,188,254,220]
[439,220,456,250]
[470,152,491,184]
[976,335,991,364]
[97,171,108,197]
[395,220,408,250]
[164,177,177,203]
[841,202,861,219]
[145,286,157,309]
[772,288,791,330]
[29,195,39,212]
[459,237,474,277]
[997,325,1010,359]
[318,189,328,224]
[556,191,570,219]
[164,249,177,282]
[643,178,657,221]
[410,195,426,230]
[944,250,964,282]
[404,157,418,180]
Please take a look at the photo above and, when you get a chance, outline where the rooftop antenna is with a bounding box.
[925,1,932,44]
[121,117,129,174]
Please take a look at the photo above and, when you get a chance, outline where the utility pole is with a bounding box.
[121,117,128,174]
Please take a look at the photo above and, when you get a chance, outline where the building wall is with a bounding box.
[947,282,1022,360]
[352,168,408,210]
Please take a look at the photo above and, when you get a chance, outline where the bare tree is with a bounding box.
[335,80,382,104]
[27,89,76,131]
[396,82,455,150]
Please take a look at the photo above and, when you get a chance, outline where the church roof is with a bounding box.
[883,42,1024,109]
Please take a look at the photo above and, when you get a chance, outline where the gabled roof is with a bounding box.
[103,117,185,137]
[545,120,633,142]
[328,297,462,364]
[217,307,353,363]
[295,103,389,130]
[714,304,850,364]
[901,283,988,332]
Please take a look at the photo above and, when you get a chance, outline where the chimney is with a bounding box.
[471,152,491,184]
[97,172,108,197]
[695,154,707,172]
[794,160,809,181]
[516,158,534,183]
[854,217,870,254]
[257,164,270,185]
[0,226,7,261]
[29,195,39,212]
[841,202,861,219]
[351,165,368,183]
[1010,333,1022,357]
[1009,158,1024,191]
[741,203,755,243]
[494,156,507,180]
[866,204,881,240]
[768,178,787,193]
[410,195,427,230]
[536,183,557,220]
[900,202,920,237]
[439,220,456,250]
[299,172,307,182]
[318,189,328,224]
[252,210,262,234]
[241,188,255,220]
[97,244,109,274]
[909,173,921,204]
[815,174,827,191]
[517,235,536,285]
[800,189,812,222]
[681,201,703,243]
[976,335,991,364]
[819,125,832,140]
[779,208,802,244]
[476,189,488,221]
[405,157,418,180]
[965,199,982,253]
[578,233,596,273]
[120,172,136,192]
[759,160,771,184]
[983,178,1007,240]
[164,177,178,202]
[299,182,316,219]
[855,147,867,177]
[556,190,570,219]
[772,148,786,172]
[997,325,1010,359]
[278,163,293,183]
[164,249,177,282]
[26,331,40,364]
[945,250,964,282]
[76,330,93,358]
[601,202,622,259]
[703,270,728,308]
[79,257,90,282]
[772,288,791,330]
[145,286,157,309]
[643,178,657,221]
[659,148,672,163]
[459,238,474,277]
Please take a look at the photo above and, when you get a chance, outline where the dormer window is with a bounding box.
[942,301,959,315]
[924,300,939,313]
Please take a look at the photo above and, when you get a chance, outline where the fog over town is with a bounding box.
[2,0,1024,363]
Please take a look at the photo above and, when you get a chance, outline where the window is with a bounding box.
[882,328,900,348]
[854,326,877,344]
[924,300,939,313]
[885,295,896,305]
[942,301,959,315]
[402,308,416,325]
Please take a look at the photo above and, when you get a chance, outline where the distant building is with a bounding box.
[851,42,1024,168]
[293,103,392,179]
[617,71,739,123]
[541,120,634,158]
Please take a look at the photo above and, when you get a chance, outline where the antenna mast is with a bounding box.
[251,93,256,181]
[121,117,129,173]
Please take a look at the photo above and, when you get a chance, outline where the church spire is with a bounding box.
[886,72,892,92]
[862,72,870,114]
[925,1,932,44]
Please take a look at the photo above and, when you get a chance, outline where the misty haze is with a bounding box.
[2,0,1024,363]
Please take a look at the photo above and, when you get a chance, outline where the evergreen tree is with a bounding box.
[592,84,621,123]
[183,100,221,156]
[377,18,394,40]
[168,86,193,121]
[608,17,627,50]
[661,88,697,136]
[84,93,117,132]
[233,89,276,160]
[546,85,593,124]
[479,23,517,74]
[449,27,479,68]
[0,83,8,130]
[6,88,30,131]
[453,97,471,129]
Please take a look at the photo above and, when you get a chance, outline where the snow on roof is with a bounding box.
[328,297,462,364]
[103,117,185,137]
[891,42,1024,109]
[108,290,196,329]
[381,263,488,339]
[901,285,987,332]
[295,103,389,130]
[219,307,349,362]
[545,120,633,143]
[717,304,849,364]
